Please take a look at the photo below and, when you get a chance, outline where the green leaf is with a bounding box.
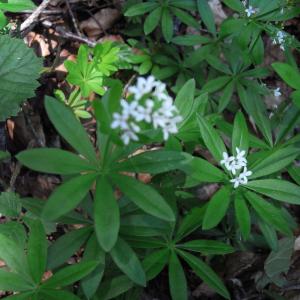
[249,147,299,179]
[272,62,300,90]
[202,76,231,94]
[175,205,207,241]
[124,2,158,16]
[258,219,278,250]
[178,240,234,255]
[0,0,35,11]
[0,233,29,278]
[110,238,146,286]
[218,81,234,112]
[0,269,34,292]
[203,186,232,230]
[96,275,134,300]
[110,174,175,222]
[27,219,47,283]
[265,237,295,281]
[144,7,162,35]
[234,194,251,240]
[42,173,97,220]
[143,249,169,280]
[45,97,98,164]
[232,111,249,155]
[17,148,98,175]
[0,150,10,161]
[0,35,42,121]
[43,260,98,288]
[112,150,188,174]
[94,177,119,252]
[80,234,105,299]
[184,44,212,67]
[65,45,104,97]
[197,0,216,35]
[47,226,92,270]
[178,250,230,299]
[171,34,211,46]
[171,7,198,28]
[81,234,105,299]
[38,289,81,300]
[120,214,169,237]
[169,251,187,300]
[184,157,226,183]
[245,191,291,235]
[246,179,300,205]
[0,10,7,29]
[174,79,195,125]
[0,192,21,217]
[237,85,273,146]
[197,114,227,162]
[222,0,244,12]
[161,8,173,42]
[292,90,300,109]
[4,292,35,300]
[0,222,26,249]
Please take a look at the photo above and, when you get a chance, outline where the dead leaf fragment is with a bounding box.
[80,8,121,39]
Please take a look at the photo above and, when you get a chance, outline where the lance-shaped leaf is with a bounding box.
[203,186,232,230]
[245,191,292,235]
[110,174,175,222]
[17,148,98,175]
[42,173,97,220]
[45,97,98,164]
[232,111,249,155]
[112,150,188,174]
[94,177,120,252]
[178,250,230,299]
[27,219,47,283]
[43,260,98,288]
[110,238,146,286]
[169,251,187,300]
[246,179,300,205]
[197,114,227,162]
[234,194,251,240]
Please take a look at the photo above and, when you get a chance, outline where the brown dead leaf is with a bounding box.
[80,8,121,39]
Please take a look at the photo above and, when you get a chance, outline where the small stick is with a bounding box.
[20,0,52,32]
[65,0,82,37]
[42,20,96,47]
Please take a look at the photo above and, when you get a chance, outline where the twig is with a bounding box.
[42,20,96,47]
[20,0,53,33]
[65,0,82,37]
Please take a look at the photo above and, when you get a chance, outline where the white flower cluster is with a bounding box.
[111,76,182,145]
[220,148,252,188]
[272,30,287,50]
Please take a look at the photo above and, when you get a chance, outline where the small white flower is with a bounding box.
[121,130,139,145]
[230,177,243,189]
[235,148,247,165]
[136,99,154,122]
[111,112,129,130]
[245,5,258,17]
[239,167,252,184]
[128,76,156,99]
[242,0,247,7]
[230,167,252,188]
[120,99,139,118]
[273,87,281,97]
[220,152,235,170]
